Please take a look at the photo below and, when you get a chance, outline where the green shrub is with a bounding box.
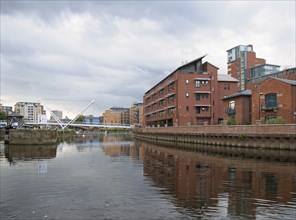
[227,117,237,125]
[266,117,286,124]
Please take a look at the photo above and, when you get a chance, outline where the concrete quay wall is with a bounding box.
[6,129,57,145]
[133,124,296,150]
[5,129,76,145]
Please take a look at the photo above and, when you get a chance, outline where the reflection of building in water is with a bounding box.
[102,143,143,161]
[143,147,222,210]
[103,145,131,157]
[139,141,296,218]
[101,137,142,160]
[4,144,57,163]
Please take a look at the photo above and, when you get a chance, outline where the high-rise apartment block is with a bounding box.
[14,102,46,123]
[143,55,238,127]
[227,45,265,91]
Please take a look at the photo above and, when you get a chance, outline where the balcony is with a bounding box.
[261,105,278,111]
[225,107,236,115]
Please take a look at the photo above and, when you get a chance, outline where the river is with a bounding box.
[0,133,295,219]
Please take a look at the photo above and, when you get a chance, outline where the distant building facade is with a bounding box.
[250,64,280,79]
[14,102,46,123]
[0,104,13,114]
[84,115,101,125]
[50,110,63,121]
[227,45,266,91]
[129,102,144,126]
[143,55,238,127]
[247,67,296,90]
[103,107,130,125]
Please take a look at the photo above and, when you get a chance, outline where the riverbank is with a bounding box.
[133,124,296,150]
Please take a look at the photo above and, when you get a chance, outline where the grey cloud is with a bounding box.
[1,0,295,117]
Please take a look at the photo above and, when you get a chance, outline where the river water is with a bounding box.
[0,133,295,220]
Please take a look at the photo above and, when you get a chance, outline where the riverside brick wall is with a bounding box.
[133,124,296,150]
[135,124,296,135]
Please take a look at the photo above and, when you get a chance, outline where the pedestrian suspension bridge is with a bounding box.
[24,99,131,130]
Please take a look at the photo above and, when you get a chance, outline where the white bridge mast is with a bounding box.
[40,99,96,130]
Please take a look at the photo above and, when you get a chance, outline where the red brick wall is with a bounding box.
[203,63,218,125]
[227,59,239,91]
[252,77,296,124]
[218,81,238,123]
[223,96,251,124]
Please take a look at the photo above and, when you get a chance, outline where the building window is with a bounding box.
[228,101,235,115]
[196,107,201,114]
[205,81,209,86]
[202,81,205,86]
[186,106,189,111]
[265,93,277,109]
[186,79,189,84]
[196,80,201,88]
[186,92,189,98]
[196,94,201,100]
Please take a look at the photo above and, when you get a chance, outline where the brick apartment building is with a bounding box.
[144,45,295,126]
[103,107,130,125]
[143,55,238,127]
[222,68,296,124]
[225,44,296,124]
[129,102,144,126]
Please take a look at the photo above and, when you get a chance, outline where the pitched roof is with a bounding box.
[222,90,252,100]
[270,77,296,85]
[218,74,238,82]
[145,55,208,95]
[177,54,208,70]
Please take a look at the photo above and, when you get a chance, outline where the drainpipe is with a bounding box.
[292,85,295,122]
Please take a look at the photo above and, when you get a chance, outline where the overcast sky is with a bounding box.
[1,0,295,118]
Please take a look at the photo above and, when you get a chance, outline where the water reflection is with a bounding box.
[1,135,295,219]
[136,140,296,219]
[4,144,57,163]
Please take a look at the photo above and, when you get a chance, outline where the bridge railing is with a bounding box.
[25,122,131,128]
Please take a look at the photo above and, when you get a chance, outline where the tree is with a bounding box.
[75,115,84,123]
[0,111,7,120]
